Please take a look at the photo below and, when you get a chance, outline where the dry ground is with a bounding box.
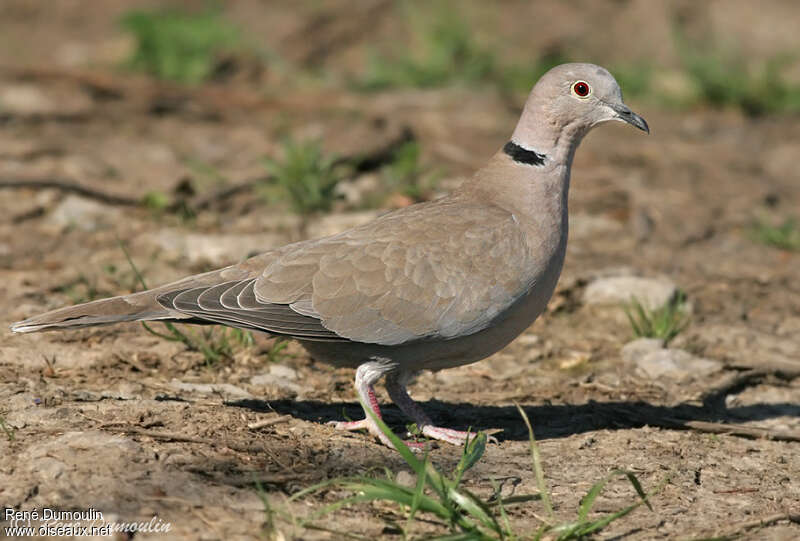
[1,1,799,540]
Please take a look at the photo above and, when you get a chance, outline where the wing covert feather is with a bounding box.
[254,198,533,345]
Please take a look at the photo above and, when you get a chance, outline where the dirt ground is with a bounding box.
[1,1,799,540]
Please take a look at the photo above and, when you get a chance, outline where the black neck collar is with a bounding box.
[503,141,546,166]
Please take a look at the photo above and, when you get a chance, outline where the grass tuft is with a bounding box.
[358,13,495,91]
[142,191,170,212]
[286,399,667,539]
[625,291,690,345]
[264,337,290,364]
[750,217,800,252]
[0,415,15,442]
[262,138,346,215]
[380,140,440,203]
[357,8,569,96]
[610,63,654,100]
[118,241,254,366]
[142,323,255,366]
[674,25,800,115]
[120,8,239,83]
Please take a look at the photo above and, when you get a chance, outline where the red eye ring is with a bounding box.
[572,81,590,97]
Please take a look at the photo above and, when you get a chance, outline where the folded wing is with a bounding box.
[156,197,533,346]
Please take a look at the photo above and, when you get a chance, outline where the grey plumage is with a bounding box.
[11,63,649,448]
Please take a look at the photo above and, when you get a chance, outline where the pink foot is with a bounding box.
[329,417,428,450]
[386,372,499,447]
[420,426,497,446]
[328,418,370,431]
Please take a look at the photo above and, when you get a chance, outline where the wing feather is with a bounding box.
[154,196,535,346]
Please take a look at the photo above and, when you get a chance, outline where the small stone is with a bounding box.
[632,348,722,382]
[0,84,57,115]
[584,275,677,310]
[269,364,298,380]
[620,338,664,363]
[250,371,302,395]
[395,470,416,488]
[516,334,540,347]
[335,173,381,205]
[45,195,116,231]
[559,350,591,370]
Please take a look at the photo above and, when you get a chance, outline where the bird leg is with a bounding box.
[328,361,397,448]
[385,371,486,446]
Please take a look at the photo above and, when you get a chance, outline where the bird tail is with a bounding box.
[10,269,228,333]
[10,290,185,333]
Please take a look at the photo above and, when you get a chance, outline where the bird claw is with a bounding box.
[329,417,429,450]
[418,426,499,446]
[327,419,370,432]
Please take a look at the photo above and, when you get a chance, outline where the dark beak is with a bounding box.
[611,103,649,134]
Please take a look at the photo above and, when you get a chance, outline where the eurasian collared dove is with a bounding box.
[11,63,648,448]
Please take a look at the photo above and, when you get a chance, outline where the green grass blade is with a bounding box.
[406,458,429,529]
[569,471,668,539]
[578,469,650,522]
[426,533,488,541]
[515,403,553,519]
[453,431,487,487]
[286,477,346,503]
[490,480,514,541]
[359,396,456,508]
[448,486,501,534]
[424,457,452,502]
[360,397,425,476]
[0,416,15,441]
[576,477,607,522]
[620,470,653,512]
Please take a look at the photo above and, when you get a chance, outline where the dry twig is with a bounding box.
[248,415,293,430]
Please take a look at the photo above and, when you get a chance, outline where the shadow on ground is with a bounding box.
[227,395,800,442]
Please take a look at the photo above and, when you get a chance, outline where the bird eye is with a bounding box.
[572,81,591,98]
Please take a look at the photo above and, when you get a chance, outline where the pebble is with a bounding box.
[584,275,678,309]
[395,470,416,488]
[0,84,57,115]
[620,337,664,362]
[45,195,116,231]
[250,364,303,395]
[621,338,722,382]
[268,364,298,380]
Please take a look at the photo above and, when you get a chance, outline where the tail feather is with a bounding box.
[10,267,241,333]
[10,290,185,333]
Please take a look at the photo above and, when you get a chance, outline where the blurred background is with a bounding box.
[3,0,800,107]
[1,2,799,539]
[2,0,799,310]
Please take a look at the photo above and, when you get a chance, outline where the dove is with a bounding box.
[11,63,648,448]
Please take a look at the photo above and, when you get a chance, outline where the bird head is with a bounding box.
[511,63,648,160]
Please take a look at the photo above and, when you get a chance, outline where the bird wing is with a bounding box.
[156,197,533,345]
